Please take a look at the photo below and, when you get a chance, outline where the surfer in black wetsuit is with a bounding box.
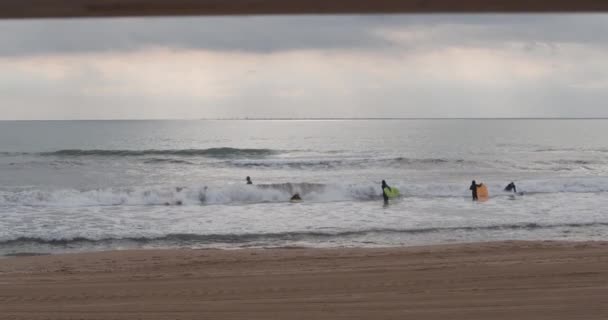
[504,182,517,193]
[290,193,302,201]
[246,176,253,185]
[469,180,482,201]
[381,180,391,203]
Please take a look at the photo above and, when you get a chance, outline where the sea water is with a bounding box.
[0,119,607,255]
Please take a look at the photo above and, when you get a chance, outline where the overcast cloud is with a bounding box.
[1,14,607,119]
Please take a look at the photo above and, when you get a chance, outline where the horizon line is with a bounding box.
[1,117,608,121]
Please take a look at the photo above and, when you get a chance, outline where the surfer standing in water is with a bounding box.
[246,176,253,185]
[381,180,391,203]
[469,180,482,201]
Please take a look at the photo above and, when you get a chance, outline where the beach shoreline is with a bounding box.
[1,240,607,319]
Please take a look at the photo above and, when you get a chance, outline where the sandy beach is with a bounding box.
[1,241,607,319]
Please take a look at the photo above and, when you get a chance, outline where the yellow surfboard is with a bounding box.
[477,184,489,200]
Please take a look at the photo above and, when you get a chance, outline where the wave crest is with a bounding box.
[39,148,280,158]
[228,157,468,169]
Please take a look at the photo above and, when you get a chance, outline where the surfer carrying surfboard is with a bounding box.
[469,180,482,201]
[382,180,391,203]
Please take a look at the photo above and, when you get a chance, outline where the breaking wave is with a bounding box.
[2,177,608,207]
[0,183,378,206]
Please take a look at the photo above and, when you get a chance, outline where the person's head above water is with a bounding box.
[246,176,252,184]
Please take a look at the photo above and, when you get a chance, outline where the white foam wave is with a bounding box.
[0,183,380,207]
[2,177,608,207]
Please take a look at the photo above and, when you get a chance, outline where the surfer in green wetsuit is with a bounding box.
[381,180,391,203]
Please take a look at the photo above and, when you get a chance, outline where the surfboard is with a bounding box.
[383,187,400,199]
[477,184,489,199]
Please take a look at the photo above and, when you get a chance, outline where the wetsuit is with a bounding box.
[382,182,391,202]
[504,182,517,193]
[470,181,481,200]
[246,177,253,185]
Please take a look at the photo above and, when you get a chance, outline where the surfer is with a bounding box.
[504,182,517,193]
[198,186,208,203]
[381,180,391,203]
[290,193,302,201]
[469,180,482,201]
[246,176,253,185]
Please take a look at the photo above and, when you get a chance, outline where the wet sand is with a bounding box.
[1,241,607,319]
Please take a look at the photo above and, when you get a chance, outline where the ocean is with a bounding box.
[0,119,607,256]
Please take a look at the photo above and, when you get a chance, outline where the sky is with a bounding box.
[1,14,608,119]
